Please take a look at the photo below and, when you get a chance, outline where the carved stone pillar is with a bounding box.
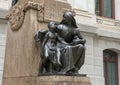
[2,0,91,85]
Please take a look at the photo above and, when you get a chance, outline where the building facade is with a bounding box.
[0,0,11,85]
[0,0,120,85]
[67,0,120,85]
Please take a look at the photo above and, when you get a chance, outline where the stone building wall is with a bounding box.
[67,0,120,85]
[0,0,11,85]
[0,19,7,85]
[0,0,11,10]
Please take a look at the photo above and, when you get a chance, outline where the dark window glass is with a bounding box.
[108,62,116,85]
[104,0,112,17]
[95,0,101,16]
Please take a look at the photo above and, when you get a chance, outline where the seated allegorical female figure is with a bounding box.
[56,11,86,74]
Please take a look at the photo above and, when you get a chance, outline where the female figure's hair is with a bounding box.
[60,11,78,28]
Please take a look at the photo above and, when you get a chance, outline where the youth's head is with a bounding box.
[48,22,57,32]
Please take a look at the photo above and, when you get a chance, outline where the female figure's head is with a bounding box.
[60,11,78,28]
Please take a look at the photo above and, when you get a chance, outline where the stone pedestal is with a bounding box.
[3,76,91,85]
[2,0,91,85]
[36,76,91,85]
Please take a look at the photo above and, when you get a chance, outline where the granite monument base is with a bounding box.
[3,76,91,85]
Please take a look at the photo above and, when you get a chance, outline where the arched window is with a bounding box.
[103,50,119,85]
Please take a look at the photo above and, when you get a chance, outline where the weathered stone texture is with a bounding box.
[35,76,91,85]
[44,0,71,22]
[3,76,91,85]
[3,0,71,78]
[3,77,36,85]
[3,9,40,78]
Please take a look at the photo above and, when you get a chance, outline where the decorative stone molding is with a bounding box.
[6,5,24,30]
[73,9,92,18]
[96,19,103,24]
[6,1,44,31]
[114,21,120,27]
[23,2,43,12]
[96,16,120,27]
[37,8,44,22]
[96,17,115,26]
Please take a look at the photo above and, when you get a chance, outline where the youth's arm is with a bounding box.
[42,32,49,46]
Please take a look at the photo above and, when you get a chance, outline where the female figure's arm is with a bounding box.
[72,29,86,45]
[56,25,69,45]
[57,35,69,45]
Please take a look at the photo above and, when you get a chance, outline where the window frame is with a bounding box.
[96,0,115,19]
[103,50,119,85]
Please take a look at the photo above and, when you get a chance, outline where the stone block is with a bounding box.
[44,0,71,22]
[84,36,93,46]
[2,76,91,85]
[93,47,103,58]
[84,55,94,65]
[94,57,103,66]
[0,23,7,34]
[36,76,91,85]
[90,76,105,85]
[94,66,103,76]
[0,36,6,46]
[3,10,40,78]
[0,46,5,58]
[0,63,4,71]
[3,0,72,78]
[79,65,94,75]
[0,9,8,19]
[0,58,4,64]
[2,77,36,85]
[86,45,93,55]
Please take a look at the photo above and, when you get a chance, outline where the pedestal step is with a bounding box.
[3,76,91,85]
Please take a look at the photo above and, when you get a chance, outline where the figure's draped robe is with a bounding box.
[56,25,85,73]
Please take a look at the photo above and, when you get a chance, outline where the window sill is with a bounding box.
[96,16,120,27]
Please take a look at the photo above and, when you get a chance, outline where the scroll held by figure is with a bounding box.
[34,11,86,75]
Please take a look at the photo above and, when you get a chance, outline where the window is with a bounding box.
[95,0,115,18]
[103,50,119,85]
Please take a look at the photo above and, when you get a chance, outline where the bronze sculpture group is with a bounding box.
[35,11,86,75]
